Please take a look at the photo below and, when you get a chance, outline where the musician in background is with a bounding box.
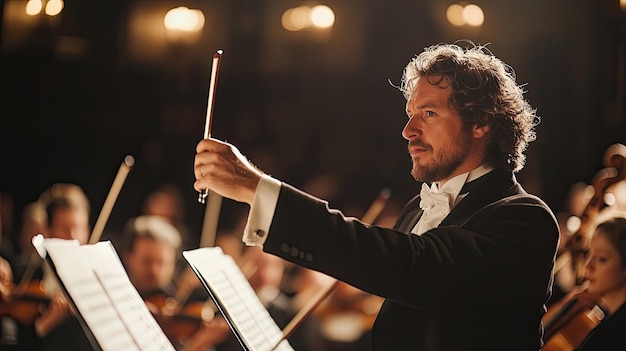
[11,201,46,281]
[553,215,626,350]
[0,193,17,264]
[142,183,195,252]
[550,182,595,305]
[31,184,93,351]
[551,175,626,308]
[0,254,18,348]
[121,215,231,351]
[0,192,17,351]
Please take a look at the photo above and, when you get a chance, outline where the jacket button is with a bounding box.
[280,243,290,253]
[289,247,299,257]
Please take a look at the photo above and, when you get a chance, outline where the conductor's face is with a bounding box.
[403,77,474,184]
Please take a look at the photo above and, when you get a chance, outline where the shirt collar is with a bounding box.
[432,165,493,206]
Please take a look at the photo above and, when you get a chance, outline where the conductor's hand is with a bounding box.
[194,138,263,205]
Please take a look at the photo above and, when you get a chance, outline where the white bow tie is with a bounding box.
[413,183,453,235]
[419,182,453,213]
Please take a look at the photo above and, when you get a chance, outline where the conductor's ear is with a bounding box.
[472,124,489,139]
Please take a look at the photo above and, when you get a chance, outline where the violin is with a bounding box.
[144,292,217,345]
[542,294,605,351]
[0,280,50,325]
[315,283,384,343]
[542,143,626,350]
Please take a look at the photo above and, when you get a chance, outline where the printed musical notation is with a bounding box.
[35,238,175,351]
[183,247,293,351]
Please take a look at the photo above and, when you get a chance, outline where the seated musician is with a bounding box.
[1,254,19,349]
[574,216,626,350]
[548,215,626,350]
[121,215,231,351]
[31,184,93,351]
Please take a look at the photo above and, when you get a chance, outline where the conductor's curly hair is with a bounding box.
[400,41,539,173]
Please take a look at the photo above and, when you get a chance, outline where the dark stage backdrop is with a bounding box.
[1,0,625,251]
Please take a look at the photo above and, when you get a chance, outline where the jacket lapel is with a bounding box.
[392,170,522,233]
[394,194,423,233]
[440,169,522,226]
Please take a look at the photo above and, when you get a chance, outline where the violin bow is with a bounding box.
[88,155,135,244]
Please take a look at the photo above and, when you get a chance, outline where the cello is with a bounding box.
[542,143,626,351]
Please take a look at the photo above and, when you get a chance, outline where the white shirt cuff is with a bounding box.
[242,174,281,247]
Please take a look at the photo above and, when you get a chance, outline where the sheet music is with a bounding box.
[183,247,293,351]
[39,239,175,351]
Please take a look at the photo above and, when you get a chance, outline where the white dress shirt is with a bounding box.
[412,165,492,235]
[242,174,281,246]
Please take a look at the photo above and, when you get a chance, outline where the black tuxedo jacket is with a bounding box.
[262,170,559,350]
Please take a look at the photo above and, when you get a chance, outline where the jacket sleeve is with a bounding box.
[262,183,559,308]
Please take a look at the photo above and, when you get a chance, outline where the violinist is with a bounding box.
[121,215,231,351]
[567,215,626,351]
[0,254,19,348]
[11,201,47,280]
[16,184,93,351]
[0,193,15,301]
[142,183,195,252]
[550,182,595,305]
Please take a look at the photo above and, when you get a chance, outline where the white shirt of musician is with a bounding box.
[242,166,492,246]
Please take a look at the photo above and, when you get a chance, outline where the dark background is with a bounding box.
[1,0,625,248]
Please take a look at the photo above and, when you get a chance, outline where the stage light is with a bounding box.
[25,0,43,16]
[446,4,465,26]
[446,3,484,27]
[462,4,484,27]
[25,0,63,16]
[281,4,335,32]
[291,6,312,31]
[311,5,335,29]
[164,6,205,33]
[45,0,63,16]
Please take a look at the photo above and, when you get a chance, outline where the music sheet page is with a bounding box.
[183,247,293,351]
[41,239,175,351]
